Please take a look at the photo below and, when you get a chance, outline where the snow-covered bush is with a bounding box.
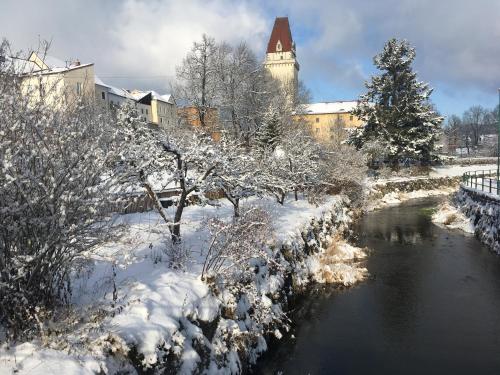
[0,42,127,338]
[318,144,368,206]
[202,207,273,281]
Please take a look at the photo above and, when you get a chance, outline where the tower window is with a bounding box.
[101,92,105,100]
[276,40,282,52]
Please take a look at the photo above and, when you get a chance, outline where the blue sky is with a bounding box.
[2,0,499,119]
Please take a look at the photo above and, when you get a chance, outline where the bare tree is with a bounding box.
[463,105,490,147]
[176,34,218,128]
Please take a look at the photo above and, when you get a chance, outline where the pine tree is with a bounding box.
[256,101,283,150]
[348,38,443,165]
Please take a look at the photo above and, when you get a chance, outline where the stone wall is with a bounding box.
[455,187,500,254]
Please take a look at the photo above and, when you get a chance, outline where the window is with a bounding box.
[316,117,319,123]
[101,92,105,100]
[276,40,282,52]
[141,109,144,114]
[76,82,82,95]
[146,109,148,114]
[316,128,320,133]
[160,118,163,123]
[350,115,353,121]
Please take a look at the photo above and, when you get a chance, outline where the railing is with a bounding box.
[462,169,500,196]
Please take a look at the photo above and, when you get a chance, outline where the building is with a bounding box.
[177,106,221,141]
[19,52,95,106]
[130,90,176,127]
[264,17,300,103]
[294,101,364,144]
[95,77,152,122]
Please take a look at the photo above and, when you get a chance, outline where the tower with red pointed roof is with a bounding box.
[264,17,300,103]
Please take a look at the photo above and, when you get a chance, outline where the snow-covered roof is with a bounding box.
[94,75,112,88]
[108,86,136,100]
[302,101,359,115]
[130,90,174,104]
[14,52,93,75]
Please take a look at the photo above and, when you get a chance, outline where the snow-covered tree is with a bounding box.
[211,134,259,217]
[274,122,323,201]
[348,38,443,165]
[0,42,128,337]
[176,34,218,128]
[318,144,368,206]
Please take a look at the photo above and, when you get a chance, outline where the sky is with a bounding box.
[2,0,500,118]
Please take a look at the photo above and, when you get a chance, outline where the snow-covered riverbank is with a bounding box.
[0,195,365,374]
[365,164,498,211]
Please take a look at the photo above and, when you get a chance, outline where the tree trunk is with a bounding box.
[171,190,187,244]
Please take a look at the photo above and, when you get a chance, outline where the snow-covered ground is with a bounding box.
[366,164,497,211]
[429,164,497,178]
[1,195,360,374]
[431,201,475,234]
[367,187,457,211]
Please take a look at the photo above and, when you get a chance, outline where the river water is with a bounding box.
[258,198,500,375]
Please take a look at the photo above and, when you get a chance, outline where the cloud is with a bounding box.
[0,0,268,92]
[1,0,499,112]
[279,0,500,99]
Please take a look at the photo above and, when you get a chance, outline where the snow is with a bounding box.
[429,164,498,178]
[300,101,358,115]
[0,343,103,375]
[309,239,368,286]
[1,195,351,374]
[432,201,475,234]
[367,187,457,211]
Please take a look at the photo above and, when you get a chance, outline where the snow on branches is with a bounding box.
[348,38,443,165]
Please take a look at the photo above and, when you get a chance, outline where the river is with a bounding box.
[257,197,500,375]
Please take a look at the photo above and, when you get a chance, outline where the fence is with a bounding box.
[462,169,500,196]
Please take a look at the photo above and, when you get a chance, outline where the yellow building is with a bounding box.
[20,52,95,107]
[130,90,176,127]
[294,101,364,144]
[264,17,299,103]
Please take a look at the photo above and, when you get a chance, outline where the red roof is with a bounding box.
[266,17,294,53]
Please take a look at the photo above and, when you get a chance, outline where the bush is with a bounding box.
[0,43,125,338]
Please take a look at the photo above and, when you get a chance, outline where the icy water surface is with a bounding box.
[257,198,500,375]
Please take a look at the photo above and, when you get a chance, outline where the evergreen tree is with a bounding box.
[256,101,283,150]
[348,38,443,165]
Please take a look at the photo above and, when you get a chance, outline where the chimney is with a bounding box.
[71,59,81,67]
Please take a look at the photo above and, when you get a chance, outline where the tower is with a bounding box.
[264,17,300,103]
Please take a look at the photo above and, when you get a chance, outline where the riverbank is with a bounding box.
[257,197,500,374]
[452,187,500,254]
[365,164,498,211]
[0,195,366,374]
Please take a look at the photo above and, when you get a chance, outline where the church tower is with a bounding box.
[264,17,300,103]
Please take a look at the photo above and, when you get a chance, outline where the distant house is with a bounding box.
[18,52,95,106]
[129,90,176,127]
[293,101,364,144]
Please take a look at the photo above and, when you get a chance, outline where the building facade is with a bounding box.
[294,101,364,144]
[177,106,221,141]
[20,52,95,107]
[264,17,300,103]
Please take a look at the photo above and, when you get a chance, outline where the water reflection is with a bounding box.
[258,198,500,375]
